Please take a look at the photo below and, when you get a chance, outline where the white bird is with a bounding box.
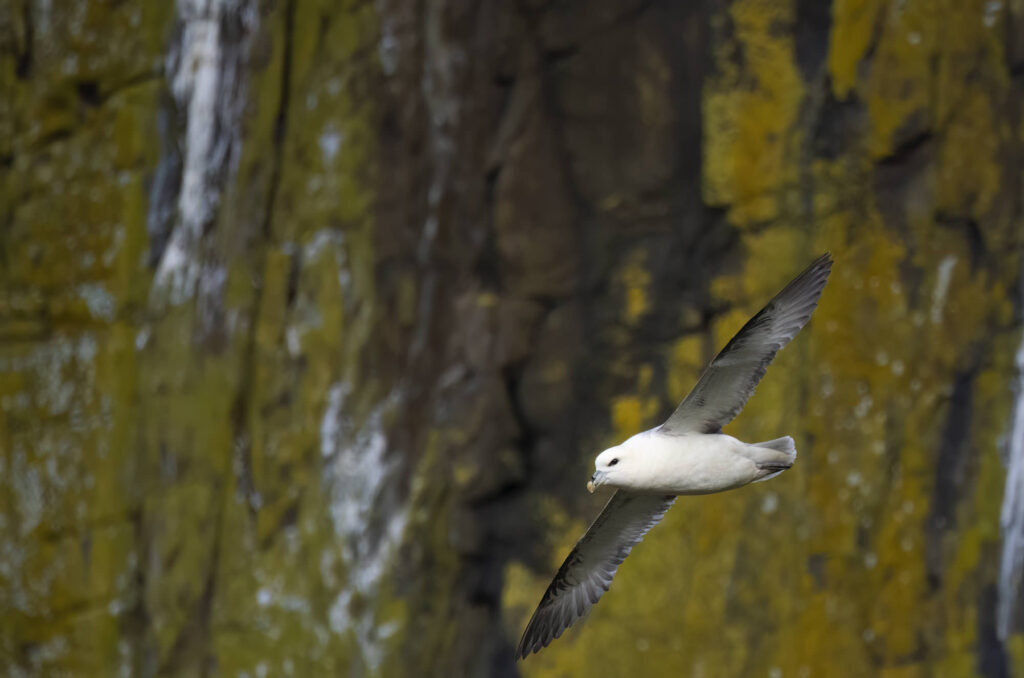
[516,253,833,660]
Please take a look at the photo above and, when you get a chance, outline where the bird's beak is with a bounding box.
[587,471,602,494]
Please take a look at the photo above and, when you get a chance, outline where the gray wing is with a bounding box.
[662,253,832,435]
[515,491,675,660]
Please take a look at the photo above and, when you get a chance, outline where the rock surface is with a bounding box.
[1,1,1022,676]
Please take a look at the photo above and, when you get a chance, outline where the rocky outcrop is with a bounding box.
[0,1,1021,677]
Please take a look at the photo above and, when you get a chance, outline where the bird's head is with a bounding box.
[588,446,629,493]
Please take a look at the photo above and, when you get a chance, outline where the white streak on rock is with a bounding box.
[321,382,408,670]
[998,333,1024,639]
[984,1,1003,27]
[76,283,116,321]
[154,0,256,305]
[319,127,344,165]
[930,256,957,325]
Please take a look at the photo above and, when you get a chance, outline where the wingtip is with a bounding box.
[514,633,527,661]
[515,623,541,661]
[802,252,834,282]
[514,638,536,662]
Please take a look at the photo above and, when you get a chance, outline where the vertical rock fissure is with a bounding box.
[14,0,33,79]
[925,365,977,590]
[232,0,297,523]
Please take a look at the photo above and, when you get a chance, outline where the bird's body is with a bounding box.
[591,430,796,495]
[516,253,834,660]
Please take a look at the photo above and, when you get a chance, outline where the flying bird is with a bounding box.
[516,253,833,660]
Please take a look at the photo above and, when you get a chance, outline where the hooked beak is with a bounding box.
[587,470,603,494]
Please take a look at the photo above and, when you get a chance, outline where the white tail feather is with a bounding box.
[750,436,797,483]
[753,436,796,459]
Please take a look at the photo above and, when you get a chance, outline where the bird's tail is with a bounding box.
[750,436,796,483]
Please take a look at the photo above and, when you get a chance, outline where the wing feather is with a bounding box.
[515,491,675,660]
[661,253,832,434]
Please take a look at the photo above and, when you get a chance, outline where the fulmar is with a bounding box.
[516,253,833,660]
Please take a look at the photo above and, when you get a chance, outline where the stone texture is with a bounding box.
[0,1,1022,677]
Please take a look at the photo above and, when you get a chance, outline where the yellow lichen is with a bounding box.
[829,0,886,98]
[703,0,804,224]
[617,247,653,325]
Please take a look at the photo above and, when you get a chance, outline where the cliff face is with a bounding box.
[1,1,1022,677]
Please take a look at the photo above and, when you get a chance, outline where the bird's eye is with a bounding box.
[609,458,619,467]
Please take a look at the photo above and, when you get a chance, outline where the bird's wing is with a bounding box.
[661,253,832,435]
[516,490,675,660]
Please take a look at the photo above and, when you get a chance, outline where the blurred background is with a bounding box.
[1,1,1023,676]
